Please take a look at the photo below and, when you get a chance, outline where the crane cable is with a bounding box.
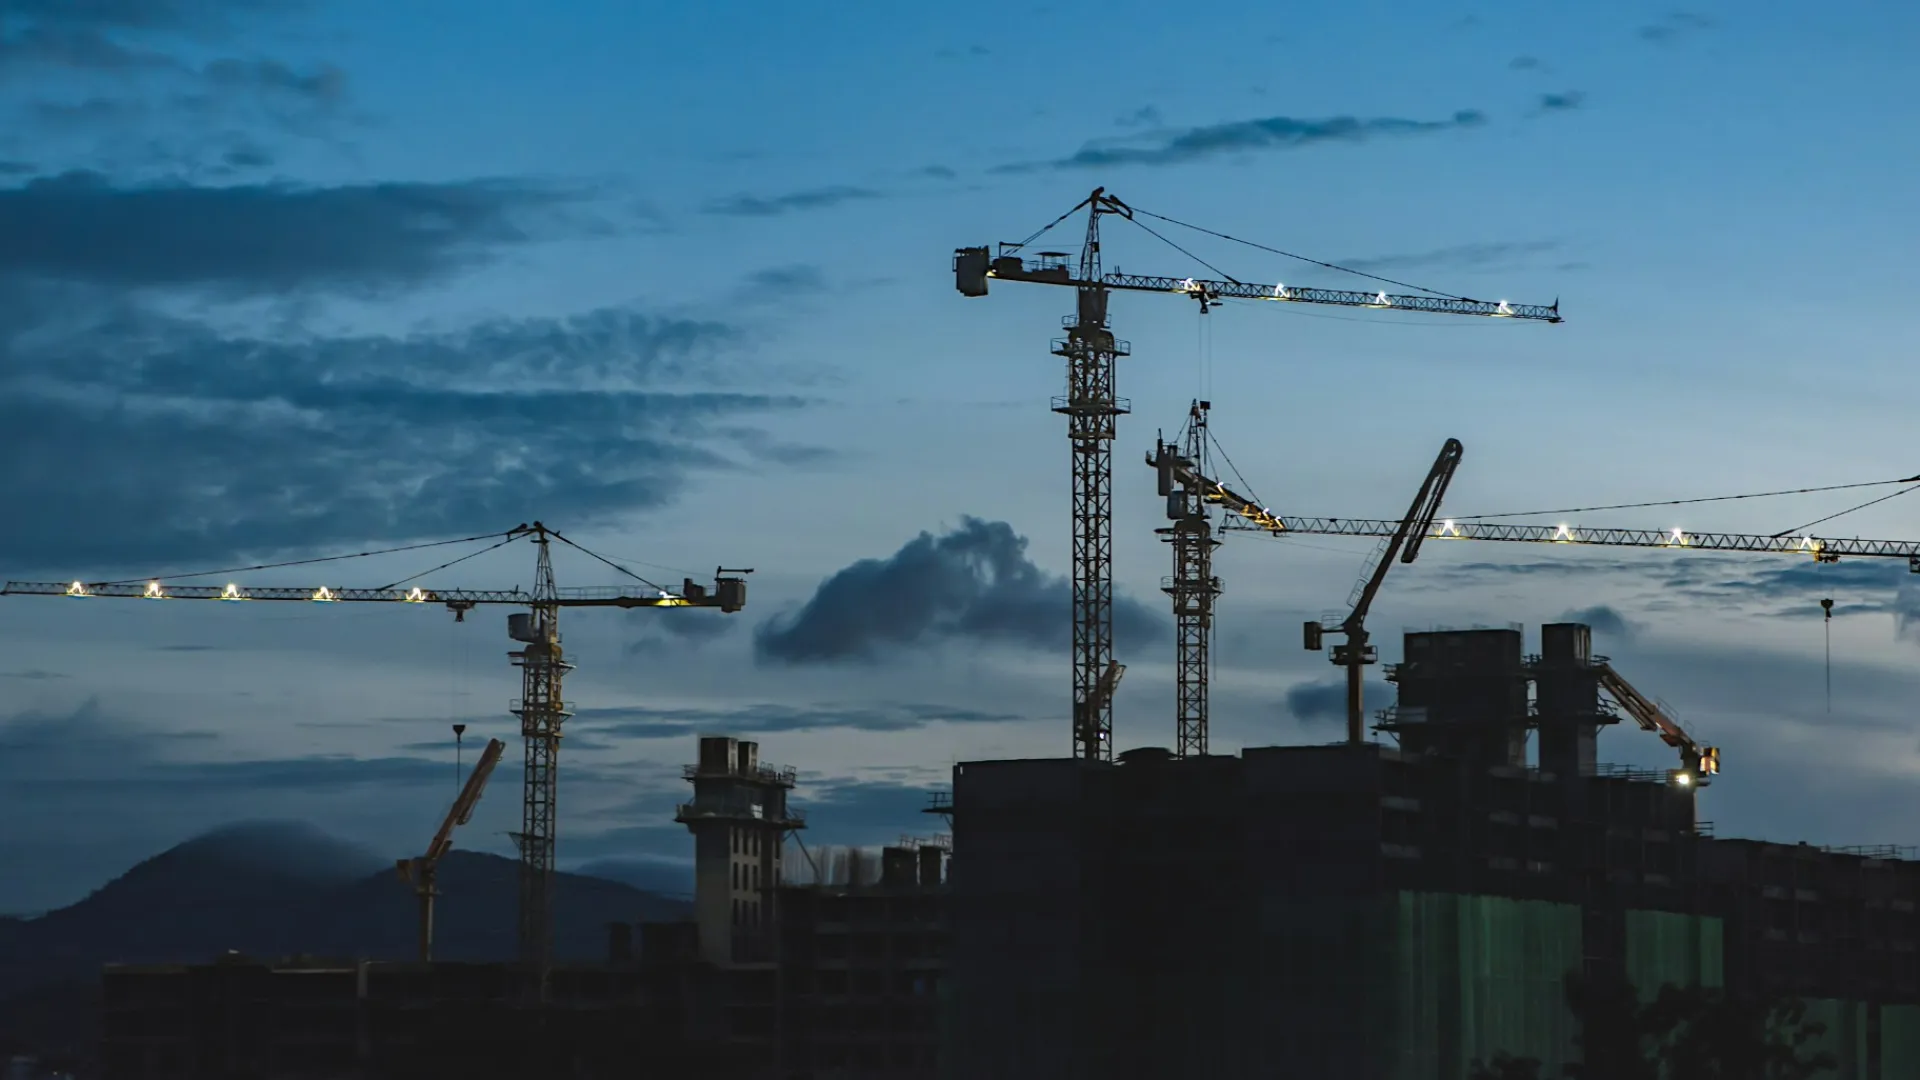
[1451,475,1920,526]
[1128,205,1478,301]
[1773,479,1920,538]
[94,530,519,586]
[379,533,523,590]
[546,530,673,595]
[1002,194,1484,303]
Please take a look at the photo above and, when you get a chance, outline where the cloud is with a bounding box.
[1536,91,1586,113]
[701,185,881,218]
[0,669,64,680]
[997,109,1487,172]
[1558,604,1636,641]
[1115,105,1162,128]
[1283,676,1394,726]
[0,1,307,34]
[0,296,815,570]
[0,1,353,152]
[1508,56,1544,71]
[624,611,738,654]
[741,264,827,293]
[1335,240,1561,275]
[753,517,1167,664]
[569,701,1025,740]
[1637,12,1714,43]
[915,164,956,180]
[0,170,576,296]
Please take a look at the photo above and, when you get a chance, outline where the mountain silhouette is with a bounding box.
[0,820,691,1002]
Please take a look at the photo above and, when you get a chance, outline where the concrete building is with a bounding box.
[773,842,949,1079]
[945,622,1920,1080]
[675,734,950,1079]
[675,736,808,966]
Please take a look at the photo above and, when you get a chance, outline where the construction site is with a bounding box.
[11,190,1920,1079]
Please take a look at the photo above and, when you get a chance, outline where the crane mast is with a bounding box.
[1051,188,1132,761]
[509,525,569,977]
[1154,401,1222,757]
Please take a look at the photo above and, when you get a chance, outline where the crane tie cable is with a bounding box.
[1121,214,1241,284]
[1774,480,1920,538]
[1129,205,1475,301]
[95,530,518,586]
[1454,475,1920,523]
[379,534,524,591]
[547,530,672,595]
[1007,200,1091,251]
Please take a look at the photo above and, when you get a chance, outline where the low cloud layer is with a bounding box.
[754,518,1167,664]
[569,700,1025,740]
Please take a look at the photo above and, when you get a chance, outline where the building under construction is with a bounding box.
[89,648,1920,1079]
[944,621,1920,1080]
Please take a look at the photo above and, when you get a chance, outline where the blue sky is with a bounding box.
[3,0,1920,912]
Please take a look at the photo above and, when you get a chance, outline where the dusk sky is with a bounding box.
[4,0,1919,913]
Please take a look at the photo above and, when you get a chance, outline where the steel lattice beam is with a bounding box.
[509,532,572,985]
[1218,516,1920,561]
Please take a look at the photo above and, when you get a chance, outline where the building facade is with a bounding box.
[945,622,1920,1080]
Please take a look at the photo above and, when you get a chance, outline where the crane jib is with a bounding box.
[1226,517,1920,563]
[956,247,1562,323]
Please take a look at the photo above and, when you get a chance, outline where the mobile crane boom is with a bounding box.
[1299,439,1463,746]
[398,736,506,962]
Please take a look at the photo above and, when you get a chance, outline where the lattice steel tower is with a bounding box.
[1157,400,1222,758]
[1050,190,1133,761]
[508,525,571,976]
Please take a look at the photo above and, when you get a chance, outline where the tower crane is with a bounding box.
[1,521,751,979]
[1147,452,1920,777]
[398,736,505,962]
[956,187,1560,761]
[1153,400,1222,758]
